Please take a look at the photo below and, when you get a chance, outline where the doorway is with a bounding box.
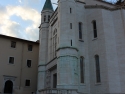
[4,80,13,94]
[53,73,57,88]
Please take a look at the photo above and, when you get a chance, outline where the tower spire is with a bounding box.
[42,0,53,11]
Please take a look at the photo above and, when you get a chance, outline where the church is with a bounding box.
[37,0,125,94]
[0,0,125,94]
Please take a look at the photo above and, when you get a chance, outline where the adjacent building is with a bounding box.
[38,0,125,94]
[0,34,39,94]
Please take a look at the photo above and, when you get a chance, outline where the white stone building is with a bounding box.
[37,0,125,94]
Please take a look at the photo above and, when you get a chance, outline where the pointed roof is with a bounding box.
[42,0,53,11]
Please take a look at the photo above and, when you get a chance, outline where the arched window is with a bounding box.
[79,22,82,39]
[44,15,46,22]
[48,15,50,22]
[95,55,101,83]
[92,20,97,38]
[80,57,85,83]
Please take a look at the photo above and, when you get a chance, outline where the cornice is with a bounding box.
[56,46,79,52]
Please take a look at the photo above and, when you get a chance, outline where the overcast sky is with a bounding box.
[0,0,114,41]
[0,0,57,41]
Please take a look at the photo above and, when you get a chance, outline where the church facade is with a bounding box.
[38,0,125,94]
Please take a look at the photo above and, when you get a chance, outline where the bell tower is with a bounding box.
[37,0,54,92]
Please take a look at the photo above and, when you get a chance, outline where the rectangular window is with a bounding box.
[80,57,84,83]
[25,79,30,86]
[70,8,72,13]
[9,57,14,64]
[11,41,16,48]
[48,15,50,21]
[95,55,101,83]
[53,74,57,88]
[70,23,72,29]
[27,60,31,68]
[79,23,82,39]
[92,20,97,38]
[44,15,46,22]
[71,40,72,46]
[28,45,33,51]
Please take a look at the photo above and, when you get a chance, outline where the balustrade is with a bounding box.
[39,88,78,94]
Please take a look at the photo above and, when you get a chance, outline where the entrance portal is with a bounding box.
[53,73,57,88]
[4,80,13,94]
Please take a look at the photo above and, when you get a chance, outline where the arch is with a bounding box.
[4,80,13,93]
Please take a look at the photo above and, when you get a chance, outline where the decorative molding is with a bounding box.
[51,18,58,26]
[75,0,86,4]
[38,88,87,94]
[79,39,84,42]
[56,46,79,52]
[38,71,46,73]
[3,75,17,81]
[38,57,57,67]
[57,55,78,59]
